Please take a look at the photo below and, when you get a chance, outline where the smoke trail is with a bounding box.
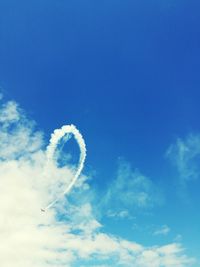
[44,124,86,210]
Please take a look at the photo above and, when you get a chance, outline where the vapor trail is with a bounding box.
[44,124,86,210]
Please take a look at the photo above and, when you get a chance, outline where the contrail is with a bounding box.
[43,124,86,211]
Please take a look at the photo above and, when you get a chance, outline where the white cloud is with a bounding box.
[0,99,195,267]
[166,134,200,185]
[153,225,171,236]
[107,209,131,219]
[103,160,163,218]
[0,101,20,123]
[0,101,43,160]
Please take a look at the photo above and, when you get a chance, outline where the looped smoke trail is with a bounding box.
[44,124,86,210]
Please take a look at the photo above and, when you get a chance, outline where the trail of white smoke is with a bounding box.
[44,124,86,210]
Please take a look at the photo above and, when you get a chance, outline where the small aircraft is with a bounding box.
[41,209,46,212]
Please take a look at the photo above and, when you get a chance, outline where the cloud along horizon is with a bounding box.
[0,97,195,267]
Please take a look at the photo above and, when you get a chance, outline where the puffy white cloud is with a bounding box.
[0,99,195,267]
[0,104,72,267]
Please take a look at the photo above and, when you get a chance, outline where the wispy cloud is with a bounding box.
[103,160,163,218]
[0,101,43,160]
[0,98,195,266]
[166,134,200,186]
[106,209,132,219]
[153,225,171,236]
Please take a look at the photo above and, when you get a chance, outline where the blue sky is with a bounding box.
[0,0,200,266]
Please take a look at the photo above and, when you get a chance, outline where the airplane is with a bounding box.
[41,209,45,212]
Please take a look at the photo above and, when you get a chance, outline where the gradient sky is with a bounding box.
[0,0,200,266]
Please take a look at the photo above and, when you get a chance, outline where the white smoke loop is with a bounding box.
[44,124,86,210]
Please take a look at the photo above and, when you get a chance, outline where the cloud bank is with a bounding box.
[0,98,195,267]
